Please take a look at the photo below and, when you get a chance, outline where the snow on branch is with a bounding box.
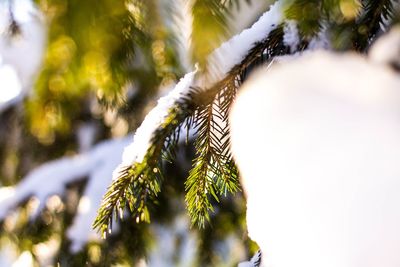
[0,135,132,252]
[120,71,197,167]
[118,0,284,170]
[94,0,289,234]
[202,0,284,85]
[230,46,400,267]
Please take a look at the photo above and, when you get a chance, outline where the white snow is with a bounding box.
[0,246,15,267]
[0,64,21,102]
[202,1,283,86]
[308,27,331,50]
[118,70,196,171]
[230,51,400,267]
[77,123,97,152]
[11,251,33,267]
[116,0,285,179]
[0,135,132,252]
[0,0,46,109]
[0,0,46,88]
[283,21,299,53]
[67,136,132,252]
[369,26,400,67]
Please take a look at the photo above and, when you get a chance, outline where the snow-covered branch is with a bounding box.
[114,0,284,182]
[94,0,290,233]
[0,136,132,252]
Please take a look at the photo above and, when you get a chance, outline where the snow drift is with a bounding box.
[230,45,400,266]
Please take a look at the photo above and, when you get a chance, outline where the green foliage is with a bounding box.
[2,0,400,265]
[28,0,183,142]
[285,0,324,37]
[94,0,400,235]
[191,0,229,69]
[285,0,399,50]
[93,102,193,235]
[93,164,161,236]
[285,0,362,38]
[185,84,240,228]
[94,24,291,235]
[353,0,396,50]
[29,0,132,141]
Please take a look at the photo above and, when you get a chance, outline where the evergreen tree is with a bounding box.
[0,0,399,266]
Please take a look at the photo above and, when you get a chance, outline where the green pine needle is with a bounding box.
[353,0,396,50]
[185,85,240,227]
[94,24,289,236]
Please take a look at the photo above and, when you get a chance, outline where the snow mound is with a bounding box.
[230,51,400,267]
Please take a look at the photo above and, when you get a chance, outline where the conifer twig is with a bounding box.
[94,1,289,235]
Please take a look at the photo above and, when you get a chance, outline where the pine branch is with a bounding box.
[212,83,240,195]
[93,103,192,236]
[185,84,240,227]
[353,0,396,50]
[94,25,289,235]
[93,164,156,236]
[94,1,288,235]
[186,26,288,227]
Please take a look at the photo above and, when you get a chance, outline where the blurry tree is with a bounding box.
[0,0,399,266]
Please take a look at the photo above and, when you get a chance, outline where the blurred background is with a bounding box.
[3,0,395,265]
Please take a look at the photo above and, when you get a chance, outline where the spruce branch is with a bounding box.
[185,25,288,227]
[93,102,192,236]
[94,25,289,235]
[94,1,289,235]
[185,84,240,227]
[353,0,396,50]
